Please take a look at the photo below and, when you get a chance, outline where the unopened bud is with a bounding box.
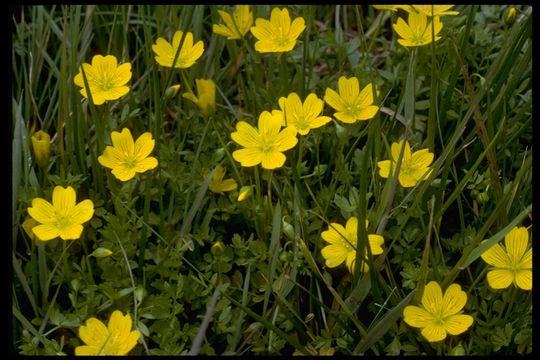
[31,130,51,168]
[90,247,113,258]
[504,6,517,26]
[211,241,225,256]
[237,185,253,202]
[165,84,181,99]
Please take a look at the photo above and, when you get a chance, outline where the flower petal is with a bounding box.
[231,121,260,148]
[111,128,135,156]
[505,227,529,265]
[486,269,514,289]
[442,284,467,316]
[403,305,434,328]
[58,224,84,240]
[324,88,347,112]
[443,314,474,335]
[321,223,348,245]
[68,199,95,225]
[321,244,348,268]
[79,317,109,348]
[274,127,298,152]
[480,241,511,267]
[377,160,393,179]
[134,132,156,161]
[52,186,76,214]
[233,148,262,167]
[32,224,60,241]
[338,77,359,104]
[134,157,158,173]
[421,281,443,315]
[420,324,447,342]
[98,146,125,170]
[515,270,532,290]
[368,234,384,255]
[261,151,286,169]
[28,198,56,224]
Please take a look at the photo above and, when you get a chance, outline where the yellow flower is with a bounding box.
[403,281,474,342]
[409,5,459,17]
[152,30,204,68]
[377,140,434,188]
[208,164,238,193]
[371,5,408,12]
[27,186,94,241]
[213,5,253,40]
[75,310,140,355]
[393,12,443,47]
[324,76,379,124]
[237,185,253,202]
[321,217,384,273]
[73,55,132,105]
[480,226,532,290]
[231,110,298,170]
[98,128,158,181]
[182,79,216,116]
[31,130,51,167]
[278,92,332,136]
[250,7,305,53]
[21,218,41,242]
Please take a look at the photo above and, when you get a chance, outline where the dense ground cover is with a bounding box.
[11,5,532,355]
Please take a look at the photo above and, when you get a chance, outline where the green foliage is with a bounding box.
[12,4,531,356]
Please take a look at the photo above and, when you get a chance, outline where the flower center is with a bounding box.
[55,215,73,230]
[122,151,138,169]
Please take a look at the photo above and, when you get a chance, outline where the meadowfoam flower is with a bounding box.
[208,164,238,193]
[371,5,409,12]
[480,226,532,290]
[321,217,384,273]
[393,12,443,47]
[152,30,204,69]
[324,76,379,124]
[278,92,332,135]
[75,310,140,355]
[73,55,132,105]
[27,186,94,241]
[213,5,253,40]
[31,130,51,168]
[409,5,459,17]
[250,7,305,53]
[182,79,216,116]
[98,128,158,181]
[403,281,474,342]
[377,140,434,188]
[231,110,298,170]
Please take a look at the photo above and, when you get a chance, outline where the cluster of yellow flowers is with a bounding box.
[23,5,532,354]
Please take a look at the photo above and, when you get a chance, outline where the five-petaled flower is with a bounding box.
[213,5,253,40]
[183,79,216,116]
[75,310,141,355]
[480,226,532,290]
[324,76,379,124]
[393,12,443,47]
[278,92,332,136]
[250,7,306,53]
[27,186,94,241]
[73,55,132,105]
[152,30,204,68]
[208,164,238,193]
[403,281,474,342]
[231,110,298,170]
[409,5,459,17]
[377,140,434,188]
[321,217,384,273]
[98,128,158,181]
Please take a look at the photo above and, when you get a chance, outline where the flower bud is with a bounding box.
[504,6,517,26]
[22,218,40,242]
[237,185,253,202]
[31,130,51,168]
[334,122,348,142]
[449,343,466,356]
[165,84,181,99]
[90,247,113,258]
[211,241,225,255]
[282,217,295,240]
